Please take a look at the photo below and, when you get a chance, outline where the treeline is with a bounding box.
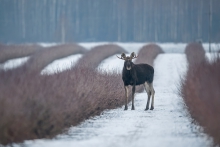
[0,0,220,43]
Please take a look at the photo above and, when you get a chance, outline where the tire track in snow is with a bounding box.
[17,54,213,147]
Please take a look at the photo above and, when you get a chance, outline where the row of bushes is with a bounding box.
[24,44,87,73]
[0,43,88,74]
[135,44,164,66]
[76,44,126,68]
[0,44,42,63]
[0,43,162,145]
[181,43,220,145]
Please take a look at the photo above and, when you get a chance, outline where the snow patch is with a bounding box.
[38,43,59,47]
[206,53,220,63]
[97,54,131,73]
[41,54,82,75]
[79,42,110,50]
[0,56,30,70]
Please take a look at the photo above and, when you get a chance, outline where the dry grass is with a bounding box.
[181,43,220,145]
[0,44,43,63]
[0,43,162,145]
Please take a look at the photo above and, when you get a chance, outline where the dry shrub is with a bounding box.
[76,44,127,68]
[0,44,43,63]
[23,44,87,73]
[185,42,206,66]
[0,44,162,145]
[0,67,124,145]
[135,43,164,66]
[181,43,220,145]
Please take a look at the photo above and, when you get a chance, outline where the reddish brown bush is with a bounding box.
[0,67,124,145]
[0,44,43,63]
[185,42,206,66]
[135,43,164,66]
[181,43,220,145]
[23,44,87,73]
[0,44,162,145]
[76,44,126,68]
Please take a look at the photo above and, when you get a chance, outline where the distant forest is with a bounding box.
[0,0,220,43]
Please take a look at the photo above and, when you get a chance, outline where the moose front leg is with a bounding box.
[131,85,135,110]
[124,86,129,110]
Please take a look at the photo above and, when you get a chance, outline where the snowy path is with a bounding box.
[18,54,212,147]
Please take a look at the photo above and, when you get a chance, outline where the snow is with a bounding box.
[38,43,59,47]
[206,53,220,63]
[14,53,213,147]
[203,43,220,53]
[97,53,131,73]
[206,53,215,63]
[41,54,82,75]
[0,56,30,70]
[159,43,186,53]
[79,42,110,50]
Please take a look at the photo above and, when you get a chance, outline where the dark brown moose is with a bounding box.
[117,52,155,110]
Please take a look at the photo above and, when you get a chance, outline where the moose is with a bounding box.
[117,52,155,110]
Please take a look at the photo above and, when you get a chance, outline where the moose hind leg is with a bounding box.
[131,85,136,110]
[124,86,129,110]
[149,83,155,110]
[144,82,151,110]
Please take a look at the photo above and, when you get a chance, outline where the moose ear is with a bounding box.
[130,52,135,58]
[121,53,126,58]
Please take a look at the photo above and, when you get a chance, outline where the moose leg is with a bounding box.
[149,83,155,110]
[124,86,129,110]
[131,85,135,110]
[144,82,151,110]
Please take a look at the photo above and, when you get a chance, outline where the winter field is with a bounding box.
[0,42,219,147]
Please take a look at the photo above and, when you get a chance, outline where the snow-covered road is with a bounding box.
[16,54,212,147]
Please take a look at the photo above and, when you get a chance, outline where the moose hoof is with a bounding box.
[131,107,135,110]
[150,106,154,110]
[124,106,128,110]
[145,107,149,111]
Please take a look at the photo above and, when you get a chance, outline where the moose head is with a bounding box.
[117,52,138,70]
